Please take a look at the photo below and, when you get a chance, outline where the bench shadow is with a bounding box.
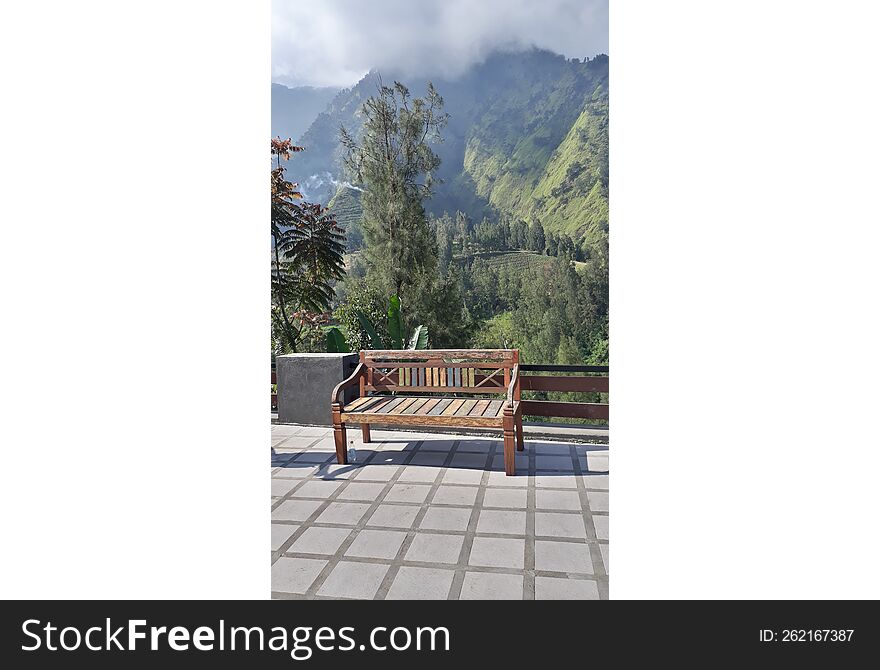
[273,437,608,479]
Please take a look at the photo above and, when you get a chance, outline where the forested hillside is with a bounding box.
[284,49,608,247]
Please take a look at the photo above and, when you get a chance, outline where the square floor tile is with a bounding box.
[443,469,484,485]
[582,474,609,490]
[296,426,333,437]
[405,533,464,564]
[271,478,299,498]
[397,466,440,483]
[456,440,492,453]
[274,464,318,479]
[584,456,608,475]
[386,566,454,600]
[468,537,524,569]
[535,512,587,539]
[370,452,409,465]
[534,474,577,489]
[407,452,448,467]
[459,572,524,600]
[418,439,457,452]
[336,482,386,501]
[536,489,582,511]
[587,491,609,512]
[293,451,335,464]
[593,515,608,541]
[486,471,528,487]
[385,483,431,504]
[476,509,526,536]
[291,480,343,498]
[345,529,407,559]
[272,499,323,522]
[353,465,401,482]
[271,524,299,551]
[534,541,593,574]
[535,576,599,600]
[366,504,421,529]
[451,453,488,469]
[271,425,302,437]
[288,526,352,555]
[316,561,389,599]
[535,455,574,471]
[533,443,572,456]
[482,488,528,508]
[420,506,472,531]
[315,502,371,526]
[272,557,327,594]
[431,485,479,506]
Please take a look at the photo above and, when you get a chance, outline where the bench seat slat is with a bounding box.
[429,398,452,415]
[390,397,418,414]
[340,396,518,428]
[471,399,491,417]
[456,399,478,416]
[403,397,431,414]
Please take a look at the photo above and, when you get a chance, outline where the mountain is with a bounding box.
[276,49,608,244]
[271,83,341,144]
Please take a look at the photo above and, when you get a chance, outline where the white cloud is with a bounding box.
[272,0,608,88]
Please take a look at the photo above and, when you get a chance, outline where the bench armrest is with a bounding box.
[506,364,520,408]
[331,362,365,406]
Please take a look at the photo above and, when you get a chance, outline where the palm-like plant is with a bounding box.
[271,137,346,352]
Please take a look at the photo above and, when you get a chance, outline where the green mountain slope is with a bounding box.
[277,49,608,243]
[327,185,363,251]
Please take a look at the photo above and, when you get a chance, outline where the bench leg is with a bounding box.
[333,423,347,464]
[503,410,516,476]
[332,402,347,465]
[515,416,525,452]
[361,424,371,443]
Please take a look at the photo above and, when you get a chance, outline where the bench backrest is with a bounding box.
[360,349,519,395]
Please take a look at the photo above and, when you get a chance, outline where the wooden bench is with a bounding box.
[331,349,524,475]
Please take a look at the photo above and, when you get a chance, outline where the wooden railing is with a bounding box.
[519,364,609,422]
[273,359,607,422]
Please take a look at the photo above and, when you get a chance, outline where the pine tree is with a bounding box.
[340,80,448,301]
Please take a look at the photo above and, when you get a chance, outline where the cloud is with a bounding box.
[272,0,608,88]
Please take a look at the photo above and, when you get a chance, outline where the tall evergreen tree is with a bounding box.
[340,81,448,300]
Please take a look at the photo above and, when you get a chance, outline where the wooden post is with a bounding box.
[503,407,516,476]
[513,350,524,451]
[332,402,347,464]
[359,351,369,443]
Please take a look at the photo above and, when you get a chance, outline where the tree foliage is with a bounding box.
[271,137,346,353]
[340,81,448,299]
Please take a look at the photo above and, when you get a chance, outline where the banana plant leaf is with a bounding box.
[355,311,386,350]
[407,324,429,350]
[325,326,350,353]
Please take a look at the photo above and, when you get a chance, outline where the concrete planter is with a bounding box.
[276,353,358,425]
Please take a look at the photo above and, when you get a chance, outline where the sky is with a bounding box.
[272,0,608,89]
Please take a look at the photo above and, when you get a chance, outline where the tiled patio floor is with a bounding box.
[271,423,608,600]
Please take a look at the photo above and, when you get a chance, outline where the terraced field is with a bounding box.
[462,250,586,273]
